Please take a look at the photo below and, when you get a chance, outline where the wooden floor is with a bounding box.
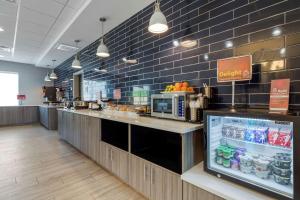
[0,124,146,200]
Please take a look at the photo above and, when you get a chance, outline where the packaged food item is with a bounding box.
[223,148,233,159]
[273,173,291,185]
[255,168,270,179]
[223,158,231,168]
[268,127,292,148]
[244,129,256,143]
[272,164,292,178]
[222,125,232,137]
[234,148,246,161]
[240,164,252,174]
[254,127,268,144]
[253,158,270,171]
[216,146,225,157]
[274,153,292,169]
[240,154,253,167]
[230,159,239,170]
[216,156,223,165]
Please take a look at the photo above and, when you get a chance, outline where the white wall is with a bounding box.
[0,60,54,105]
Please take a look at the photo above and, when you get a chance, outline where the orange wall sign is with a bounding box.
[217,55,252,82]
[269,79,290,113]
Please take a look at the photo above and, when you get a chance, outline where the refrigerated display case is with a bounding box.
[203,110,299,200]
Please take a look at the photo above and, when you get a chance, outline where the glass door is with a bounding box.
[207,115,293,199]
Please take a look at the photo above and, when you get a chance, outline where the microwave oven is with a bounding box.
[151,93,188,121]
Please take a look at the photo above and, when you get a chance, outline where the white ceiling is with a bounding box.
[0,0,154,68]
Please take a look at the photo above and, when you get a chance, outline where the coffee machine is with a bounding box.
[188,84,215,123]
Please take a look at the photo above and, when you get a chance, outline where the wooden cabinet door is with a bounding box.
[66,112,74,145]
[162,169,182,200]
[73,114,81,150]
[88,117,100,161]
[80,115,88,155]
[100,142,112,171]
[118,149,129,183]
[110,146,129,183]
[129,155,151,198]
[95,119,102,165]
[183,181,224,200]
[57,110,63,138]
[150,164,164,200]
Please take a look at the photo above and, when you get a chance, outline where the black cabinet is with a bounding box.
[101,119,128,151]
[131,125,182,174]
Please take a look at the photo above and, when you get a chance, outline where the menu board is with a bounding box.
[113,89,121,100]
[269,79,290,113]
[217,55,252,82]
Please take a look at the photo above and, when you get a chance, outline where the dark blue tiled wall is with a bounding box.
[54,0,300,109]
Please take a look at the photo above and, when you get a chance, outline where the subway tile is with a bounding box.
[200,30,233,46]
[234,0,285,18]
[286,56,300,69]
[287,33,300,46]
[174,56,199,68]
[182,62,209,73]
[174,72,199,82]
[235,14,284,37]
[54,0,300,107]
[286,8,300,23]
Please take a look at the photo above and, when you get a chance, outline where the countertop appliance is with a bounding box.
[151,93,188,121]
[203,109,299,200]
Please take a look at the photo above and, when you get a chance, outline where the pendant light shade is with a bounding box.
[96,18,110,58]
[72,54,81,69]
[50,60,58,80]
[44,73,51,82]
[50,70,58,80]
[72,40,82,69]
[96,38,110,57]
[148,0,168,34]
[180,17,197,48]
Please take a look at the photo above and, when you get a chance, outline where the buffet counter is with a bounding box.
[58,108,202,134]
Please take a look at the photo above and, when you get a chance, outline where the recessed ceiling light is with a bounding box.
[272,28,282,37]
[280,48,286,56]
[173,40,180,47]
[225,41,233,48]
[204,54,209,61]
[0,27,4,32]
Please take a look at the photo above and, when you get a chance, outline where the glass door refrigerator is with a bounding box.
[203,110,299,200]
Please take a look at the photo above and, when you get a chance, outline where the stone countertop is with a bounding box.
[39,105,64,108]
[181,162,277,200]
[0,105,38,107]
[58,108,203,134]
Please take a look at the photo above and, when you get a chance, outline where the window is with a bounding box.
[0,72,19,106]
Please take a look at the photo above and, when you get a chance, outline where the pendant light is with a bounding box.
[96,18,110,58]
[122,36,138,64]
[148,0,168,34]
[94,61,108,73]
[72,40,82,69]
[44,65,51,82]
[180,15,197,48]
[50,60,58,80]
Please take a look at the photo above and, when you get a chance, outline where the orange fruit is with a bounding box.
[182,82,189,87]
[175,82,182,88]
[181,87,187,91]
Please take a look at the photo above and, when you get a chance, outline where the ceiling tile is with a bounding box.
[21,0,64,18]
[19,7,56,27]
